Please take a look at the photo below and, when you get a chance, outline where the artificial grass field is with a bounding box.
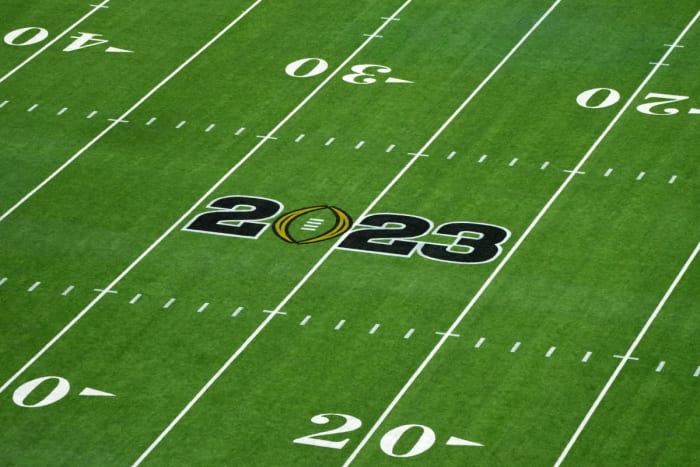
[0,0,698,465]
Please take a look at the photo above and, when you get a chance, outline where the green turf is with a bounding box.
[0,0,698,465]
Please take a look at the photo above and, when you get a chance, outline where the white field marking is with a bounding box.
[87,111,98,119]
[0,277,7,286]
[344,6,700,466]
[694,366,700,377]
[604,168,613,177]
[106,47,133,54]
[325,137,335,146]
[235,127,246,136]
[62,286,75,296]
[176,120,187,129]
[0,0,110,84]
[555,241,700,467]
[129,293,142,304]
[668,175,677,184]
[369,324,380,334]
[363,33,383,40]
[436,331,460,338]
[146,117,156,126]
[563,169,585,175]
[386,144,396,153]
[546,346,556,358]
[649,61,670,67]
[636,171,646,181]
[263,309,287,318]
[205,124,216,132]
[478,154,487,163]
[93,288,117,294]
[510,342,521,353]
[509,157,518,167]
[0,0,263,223]
[408,151,429,157]
[474,337,486,348]
[27,104,38,112]
[163,298,176,309]
[447,151,457,160]
[295,134,305,142]
[385,77,413,84]
[27,282,41,292]
[334,319,346,331]
[256,134,278,141]
[79,387,115,397]
[355,141,365,149]
[540,161,549,170]
[446,436,484,447]
[613,354,639,361]
[689,108,700,115]
[381,16,400,21]
[655,361,666,372]
[665,43,685,48]
[231,306,244,317]
[0,100,9,108]
[582,352,592,363]
[403,328,415,339]
[57,107,68,116]
[108,117,129,124]
[197,303,209,313]
[300,315,311,326]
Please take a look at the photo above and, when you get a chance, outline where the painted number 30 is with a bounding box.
[285,58,395,85]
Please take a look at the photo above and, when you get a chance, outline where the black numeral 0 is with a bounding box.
[338,213,432,257]
[420,222,510,264]
[183,196,283,239]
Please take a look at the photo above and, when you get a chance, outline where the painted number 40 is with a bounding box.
[293,413,482,459]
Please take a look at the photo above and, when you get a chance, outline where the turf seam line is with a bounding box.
[554,241,700,466]
[0,0,110,84]
[0,0,263,223]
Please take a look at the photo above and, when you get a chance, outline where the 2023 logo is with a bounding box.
[183,195,510,265]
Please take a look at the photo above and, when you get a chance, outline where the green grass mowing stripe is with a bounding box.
[554,241,700,466]
[132,0,565,462]
[341,8,699,465]
[0,0,263,223]
[0,0,110,84]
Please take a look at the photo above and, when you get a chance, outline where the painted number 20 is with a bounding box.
[293,413,437,458]
[576,88,692,115]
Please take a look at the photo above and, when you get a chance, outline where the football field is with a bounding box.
[1,1,699,465]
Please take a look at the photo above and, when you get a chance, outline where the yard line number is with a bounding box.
[183,195,510,265]
[294,413,480,458]
[285,58,412,85]
[2,25,131,53]
[577,88,698,116]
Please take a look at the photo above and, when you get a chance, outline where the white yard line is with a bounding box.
[554,242,700,466]
[0,0,110,84]
[0,0,263,223]
[343,8,698,466]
